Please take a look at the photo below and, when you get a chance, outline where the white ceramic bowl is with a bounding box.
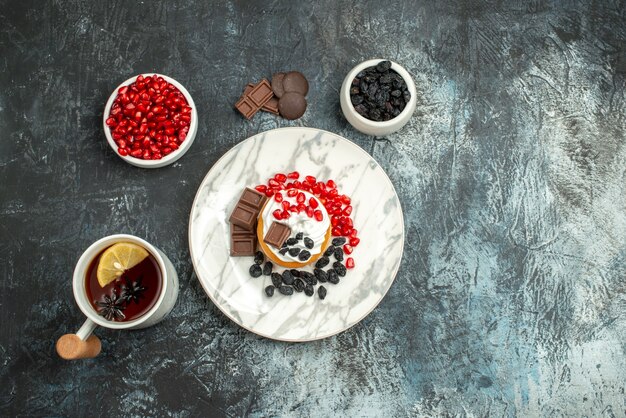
[340,59,417,137]
[103,73,198,168]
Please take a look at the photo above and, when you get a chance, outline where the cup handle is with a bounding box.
[56,318,101,360]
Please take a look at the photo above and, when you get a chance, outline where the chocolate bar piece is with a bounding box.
[228,188,267,230]
[248,79,274,107]
[230,222,258,256]
[229,205,257,230]
[239,187,267,211]
[239,188,266,211]
[263,222,291,249]
[230,235,256,256]
[235,96,258,120]
[262,96,279,115]
[232,223,252,236]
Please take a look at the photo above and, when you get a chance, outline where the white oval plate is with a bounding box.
[188,127,404,341]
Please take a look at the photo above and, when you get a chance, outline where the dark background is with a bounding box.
[1,0,625,416]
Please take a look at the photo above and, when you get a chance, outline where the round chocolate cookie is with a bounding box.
[271,72,286,98]
[282,71,309,96]
[278,92,307,120]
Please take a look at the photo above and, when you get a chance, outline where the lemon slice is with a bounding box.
[96,242,149,287]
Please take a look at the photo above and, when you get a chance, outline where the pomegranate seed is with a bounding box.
[273,209,282,220]
[268,179,279,188]
[118,148,129,156]
[326,179,336,189]
[332,227,342,236]
[292,181,302,189]
[297,203,306,212]
[282,201,290,211]
[288,171,299,179]
[341,195,351,205]
[274,193,283,203]
[296,192,305,204]
[328,189,338,198]
[342,225,352,236]
[305,175,316,184]
[306,207,314,218]
[287,189,298,197]
[105,117,117,127]
[285,183,294,189]
[331,217,339,227]
[350,237,360,247]
[264,189,274,197]
[343,206,353,216]
[332,207,342,216]
[346,258,355,269]
[300,183,311,192]
[343,244,353,254]
[350,229,358,238]
[255,185,267,193]
[309,197,318,209]
[281,210,290,219]
[314,210,323,221]
[289,205,299,213]
[274,173,287,183]
[130,149,142,158]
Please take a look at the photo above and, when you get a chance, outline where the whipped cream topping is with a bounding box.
[261,190,330,263]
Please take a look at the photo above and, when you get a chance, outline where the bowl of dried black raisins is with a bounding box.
[340,59,416,136]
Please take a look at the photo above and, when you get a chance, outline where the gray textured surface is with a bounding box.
[1,0,625,416]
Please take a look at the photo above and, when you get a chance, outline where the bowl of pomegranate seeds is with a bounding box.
[103,73,198,168]
[340,59,416,137]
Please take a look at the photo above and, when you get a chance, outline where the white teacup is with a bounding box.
[57,234,179,359]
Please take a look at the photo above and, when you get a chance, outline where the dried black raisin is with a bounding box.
[288,247,301,257]
[293,278,305,292]
[324,245,335,257]
[279,247,289,255]
[303,237,314,249]
[271,273,282,287]
[279,286,293,295]
[376,60,391,72]
[265,285,275,297]
[332,237,346,246]
[298,250,311,261]
[254,251,264,265]
[333,261,347,277]
[318,286,327,300]
[295,232,303,240]
[290,269,301,277]
[351,94,364,105]
[314,268,328,283]
[315,256,330,268]
[334,247,344,262]
[249,264,262,278]
[301,271,316,286]
[304,284,314,297]
[286,238,298,246]
[263,261,273,276]
[327,269,339,284]
[282,270,295,285]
